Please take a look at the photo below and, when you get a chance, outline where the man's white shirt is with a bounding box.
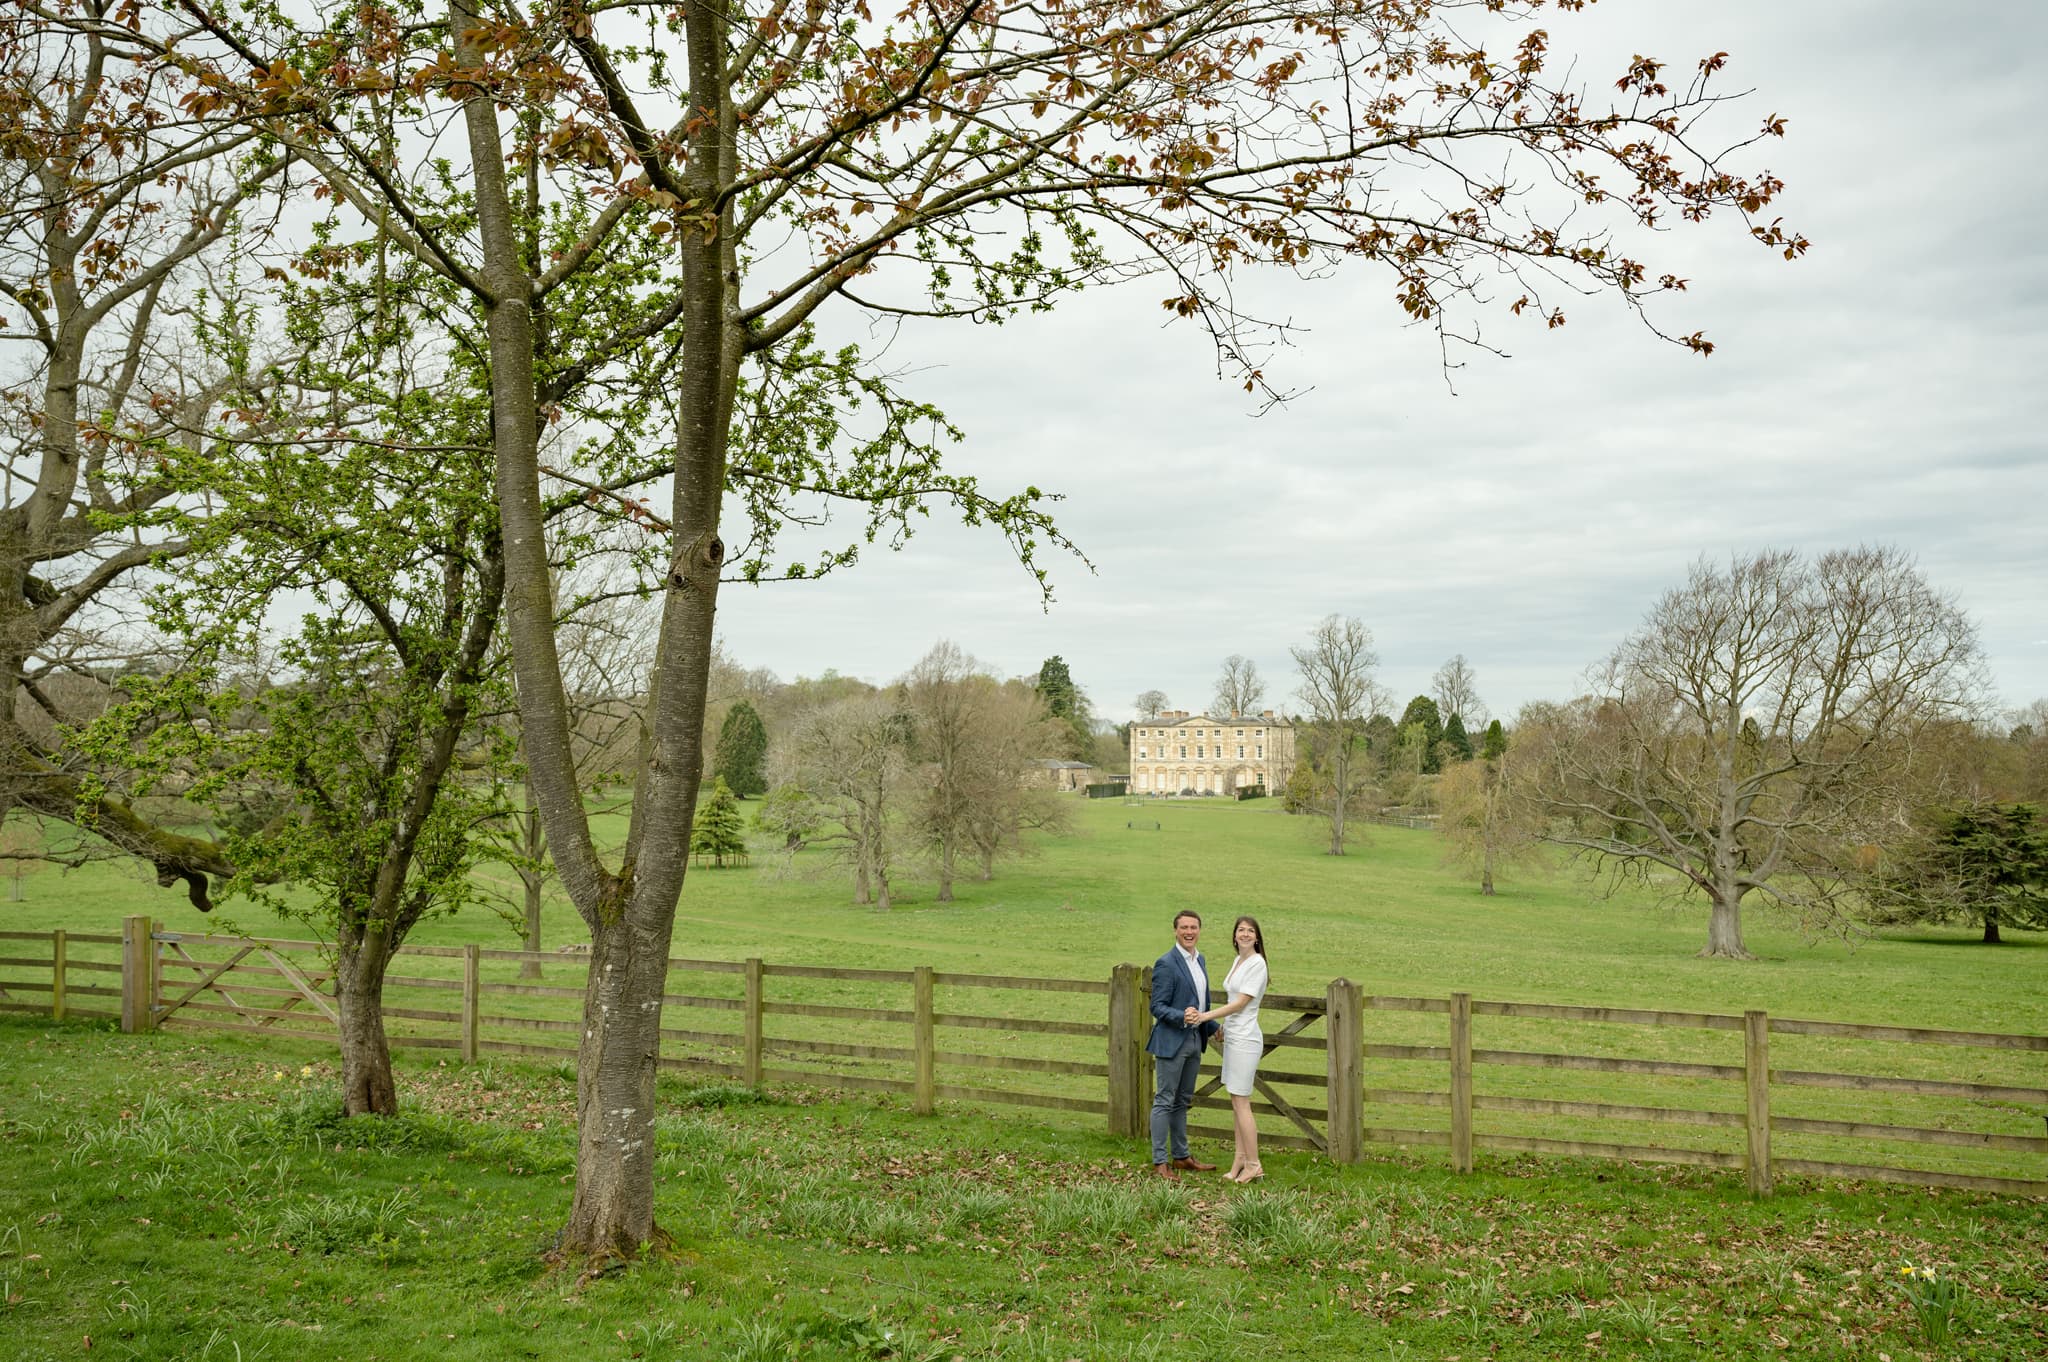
[1175,945,1207,1012]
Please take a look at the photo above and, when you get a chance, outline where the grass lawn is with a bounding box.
[9,795,2044,1033]
[2,1020,2043,1362]
[5,798,2044,1186]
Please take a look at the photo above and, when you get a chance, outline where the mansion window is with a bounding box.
[1178,729,1187,738]
[1237,745,1245,759]
[1196,746,1205,758]
[1178,745,1187,758]
[1236,729,1244,738]
[1256,745,1263,758]
[1138,747,1148,759]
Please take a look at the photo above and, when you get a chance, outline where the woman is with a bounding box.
[1194,915,1268,1183]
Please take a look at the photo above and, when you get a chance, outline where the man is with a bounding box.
[1146,909,1220,1180]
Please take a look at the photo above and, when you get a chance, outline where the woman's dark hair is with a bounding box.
[1232,915,1266,963]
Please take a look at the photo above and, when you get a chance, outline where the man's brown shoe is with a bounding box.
[1153,1162,1180,1181]
[1170,1156,1216,1172]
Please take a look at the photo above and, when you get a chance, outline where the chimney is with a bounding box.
[1261,709,1274,718]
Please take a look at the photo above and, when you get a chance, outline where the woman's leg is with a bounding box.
[1235,1062,1262,1179]
[1228,1093,1255,1180]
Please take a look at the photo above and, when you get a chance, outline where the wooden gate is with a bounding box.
[1110,966,1365,1160]
[151,932,339,1034]
[1195,991,1333,1151]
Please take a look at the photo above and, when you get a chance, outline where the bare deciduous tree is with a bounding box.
[902,640,980,902]
[962,683,1073,881]
[1133,689,1169,720]
[903,644,1069,897]
[1432,655,1484,727]
[1212,656,1266,719]
[1523,547,1985,958]
[1290,616,1386,856]
[785,694,915,909]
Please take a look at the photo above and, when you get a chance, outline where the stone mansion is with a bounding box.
[1128,710,1296,796]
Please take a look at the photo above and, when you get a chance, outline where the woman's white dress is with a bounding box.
[1218,953,1268,1097]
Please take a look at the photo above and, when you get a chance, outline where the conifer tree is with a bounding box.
[713,700,769,796]
[690,777,748,868]
[1443,713,1475,763]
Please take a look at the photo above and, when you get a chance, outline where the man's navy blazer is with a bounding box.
[1146,946,1220,1058]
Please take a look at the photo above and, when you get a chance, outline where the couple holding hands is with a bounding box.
[1147,909,1269,1184]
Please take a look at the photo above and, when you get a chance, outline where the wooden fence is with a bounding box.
[1,918,2043,1198]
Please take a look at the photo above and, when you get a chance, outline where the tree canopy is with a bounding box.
[1865,802,2048,944]
[1524,548,1984,959]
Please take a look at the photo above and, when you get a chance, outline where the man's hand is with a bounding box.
[1183,1005,1198,1026]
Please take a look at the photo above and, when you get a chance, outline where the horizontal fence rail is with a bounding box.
[0,918,2041,1199]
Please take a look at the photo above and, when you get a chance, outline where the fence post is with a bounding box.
[743,957,765,1087]
[1107,964,1146,1138]
[51,929,66,1022]
[912,964,936,1115]
[1744,1009,1772,1197]
[1449,991,1474,1174]
[121,915,156,1034]
[461,944,481,1063]
[1325,978,1364,1164]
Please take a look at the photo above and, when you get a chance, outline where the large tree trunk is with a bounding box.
[936,838,955,903]
[1699,892,1752,959]
[335,933,399,1116]
[1982,908,2001,944]
[559,908,675,1256]
[537,0,743,1260]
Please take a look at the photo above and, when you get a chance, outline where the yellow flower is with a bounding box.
[271,1071,283,1081]
[300,1065,313,1078]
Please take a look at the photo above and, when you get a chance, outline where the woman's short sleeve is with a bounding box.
[1243,956,1268,1001]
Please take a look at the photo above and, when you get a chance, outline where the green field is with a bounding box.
[10,795,2044,1029]
[2,798,2045,1359]
[4,797,2043,1185]
[1,1021,2043,1361]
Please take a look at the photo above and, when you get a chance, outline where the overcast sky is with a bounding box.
[709,0,2048,727]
